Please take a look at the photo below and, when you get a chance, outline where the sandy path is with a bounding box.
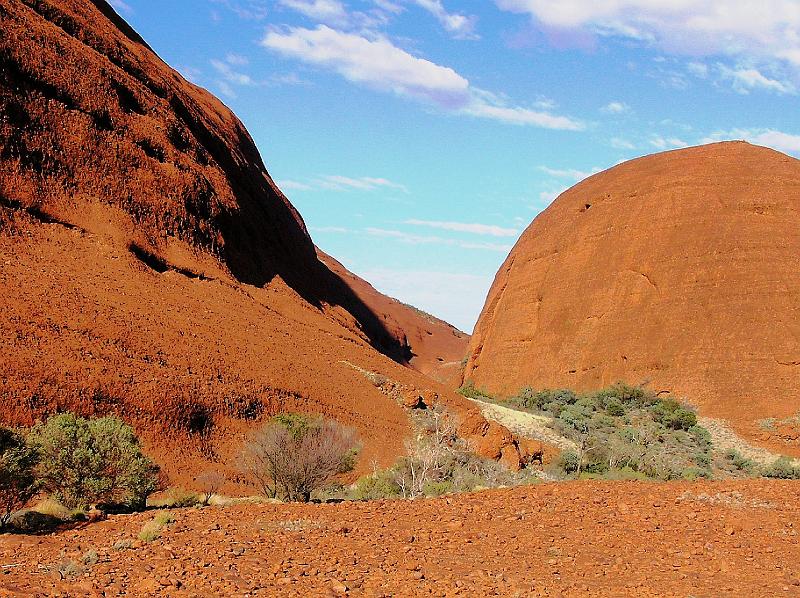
[466,398,577,451]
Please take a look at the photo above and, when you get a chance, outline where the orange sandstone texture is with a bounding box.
[0,0,513,487]
[465,142,800,455]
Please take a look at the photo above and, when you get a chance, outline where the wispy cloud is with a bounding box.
[717,65,795,95]
[277,179,314,191]
[366,228,513,252]
[262,25,468,105]
[411,0,478,39]
[404,219,519,237]
[610,137,635,150]
[494,0,800,77]
[277,175,408,193]
[539,165,600,181]
[310,225,350,233]
[703,129,800,155]
[108,0,133,14]
[261,25,583,130]
[212,0,270,20]
[601,101,630,114]
[318,175,408,192]
[279,0,349,26]
[211,55,256,98]
[538,186,569,205]
[649,135,689,150]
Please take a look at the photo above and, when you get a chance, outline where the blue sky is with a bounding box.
[111,0,800,332]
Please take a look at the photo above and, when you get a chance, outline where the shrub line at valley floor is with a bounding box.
[3,382,799,535]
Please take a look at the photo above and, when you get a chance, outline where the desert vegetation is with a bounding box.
[241,414,360,502]
[0,427,39,529]
[349,405,535,500]
[461,381,800,482]
[0,413,159,531]
[512,384,711,480]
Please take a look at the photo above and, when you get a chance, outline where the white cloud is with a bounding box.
[601,101,630,114]
[464,97,584,130]
[261,26,583,129]
[213,0,270,20]
[495,1,800,68]
[366,228,512,252]
[373,0,404,14]
[277,175,408,192]
[649,135,689,150]
[279,0,349,25]
[412,0,479,39]
[177,66,203,84]
[404,219,519,237]
[217,81,237,99]
[539,166,600,181]
[538,187,568,205]
[277,179,314,191]
[318,175,408,192]
[211,58,255,86]
[225,53,249,66]
[610,137,635,150]
[703,129,800,155]
[687,61,709,78]
[262,26,468,106]
[717,65,795,94]
[108,0,133,14]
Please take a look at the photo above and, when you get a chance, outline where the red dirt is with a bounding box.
[465,142,800,456]
[0,0,513,488]
[2,480,799,596]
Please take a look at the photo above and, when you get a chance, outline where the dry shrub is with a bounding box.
[241,415,359,502]
[197,470,225,506]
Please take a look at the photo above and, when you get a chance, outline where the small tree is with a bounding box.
[197,470,225,506]
[242,415,359,502]
[29,414,159,510]
[0,428,40,529]
[394,407,459,499]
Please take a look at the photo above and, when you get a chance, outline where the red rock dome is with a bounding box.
[465,142,800,454]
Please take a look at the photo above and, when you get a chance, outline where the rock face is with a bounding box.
[465,142,800,454]
[0,0,510,486]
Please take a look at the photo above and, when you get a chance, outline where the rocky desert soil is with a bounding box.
[2,481,799,597]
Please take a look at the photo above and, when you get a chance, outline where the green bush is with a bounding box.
[513,384,711,480]
[761,457,800,479]
[422,480,454,497]
[723,449,754,473]
[0,428,40,529]
[457,382,493,401]
[29,414,159,510]
[352,470,400,500]
[556,450,580,474]
[652,399,697,431]
[605,399,625,417]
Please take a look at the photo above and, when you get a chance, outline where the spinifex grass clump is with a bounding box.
[508,382,711,480]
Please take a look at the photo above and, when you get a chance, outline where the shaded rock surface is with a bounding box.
[465,142,800,456]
